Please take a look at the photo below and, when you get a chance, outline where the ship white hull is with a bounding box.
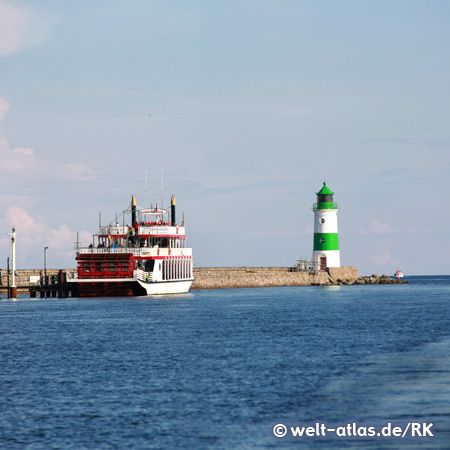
[137,279,193,295]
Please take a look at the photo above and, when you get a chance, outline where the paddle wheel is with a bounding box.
[75,253,137,297]
[77,253,134,279]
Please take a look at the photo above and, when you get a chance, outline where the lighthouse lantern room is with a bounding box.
[312,182,341,269]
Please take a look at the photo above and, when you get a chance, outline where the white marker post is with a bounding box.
[10,227,17,298]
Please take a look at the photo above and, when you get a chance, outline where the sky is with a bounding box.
[0,0,449,275]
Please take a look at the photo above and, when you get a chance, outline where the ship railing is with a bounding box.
[312,202,339,210]
[137,225,185,236]
[97,225,186,236]
[293,259,322,272]
[136,269,155,282]
[75,246,192,258]
[98,226,128,236]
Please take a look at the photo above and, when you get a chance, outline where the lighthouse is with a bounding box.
[312,182,340,269]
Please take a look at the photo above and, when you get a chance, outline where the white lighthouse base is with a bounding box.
[313,250,341,270]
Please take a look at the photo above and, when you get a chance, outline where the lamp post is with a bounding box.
[44,247,49,285]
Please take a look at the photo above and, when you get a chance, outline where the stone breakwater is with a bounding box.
[191,266,329,290]
[190,266,407,290]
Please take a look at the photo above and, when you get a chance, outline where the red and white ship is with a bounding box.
[67,195,194,297]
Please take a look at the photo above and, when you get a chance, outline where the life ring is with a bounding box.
[157,248,160,255]
[169,248,171,255]
[176,227,179,234]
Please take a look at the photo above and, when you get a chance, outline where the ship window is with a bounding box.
[320,238,326,244]
[320,218,325,224]
[145,260,155,271]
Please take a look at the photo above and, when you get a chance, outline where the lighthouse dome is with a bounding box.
[314,182,338,210]
[316,182,334,202]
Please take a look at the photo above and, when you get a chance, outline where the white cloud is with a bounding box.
[0,97,102,181]
[370,250,400,266]
[359,218,432,235]
[0,97,10,120]
[359,219,395,234]
[0,99,98,267]
[363,137,450,150]
[59,163,104,182]
[0,135,37,173]
[0,132,103,181]
[0,0,53,58]
[0,98,37,175]
[405,224,418,233]
[3,206,61,250]
[0,206,91,266]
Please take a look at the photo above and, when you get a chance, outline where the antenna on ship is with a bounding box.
[144,169,148,209]
[161,169,164,211]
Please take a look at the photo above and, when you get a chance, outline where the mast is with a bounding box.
[9,227,17,298]
[161,170,164,211]
[144,169,148,209]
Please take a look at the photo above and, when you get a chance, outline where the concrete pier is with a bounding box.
[0,269,72,297]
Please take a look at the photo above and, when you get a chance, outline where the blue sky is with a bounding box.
[0,0,449,275]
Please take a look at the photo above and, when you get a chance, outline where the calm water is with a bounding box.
[1,276,450,449]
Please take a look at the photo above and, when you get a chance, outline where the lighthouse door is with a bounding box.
[320,257,327,270]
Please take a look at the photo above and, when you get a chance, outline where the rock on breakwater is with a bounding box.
[346,274,407,286]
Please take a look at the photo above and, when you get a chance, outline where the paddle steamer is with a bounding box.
[67,195,194,297]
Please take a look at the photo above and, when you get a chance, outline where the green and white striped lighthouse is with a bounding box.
[313,182,340,269]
